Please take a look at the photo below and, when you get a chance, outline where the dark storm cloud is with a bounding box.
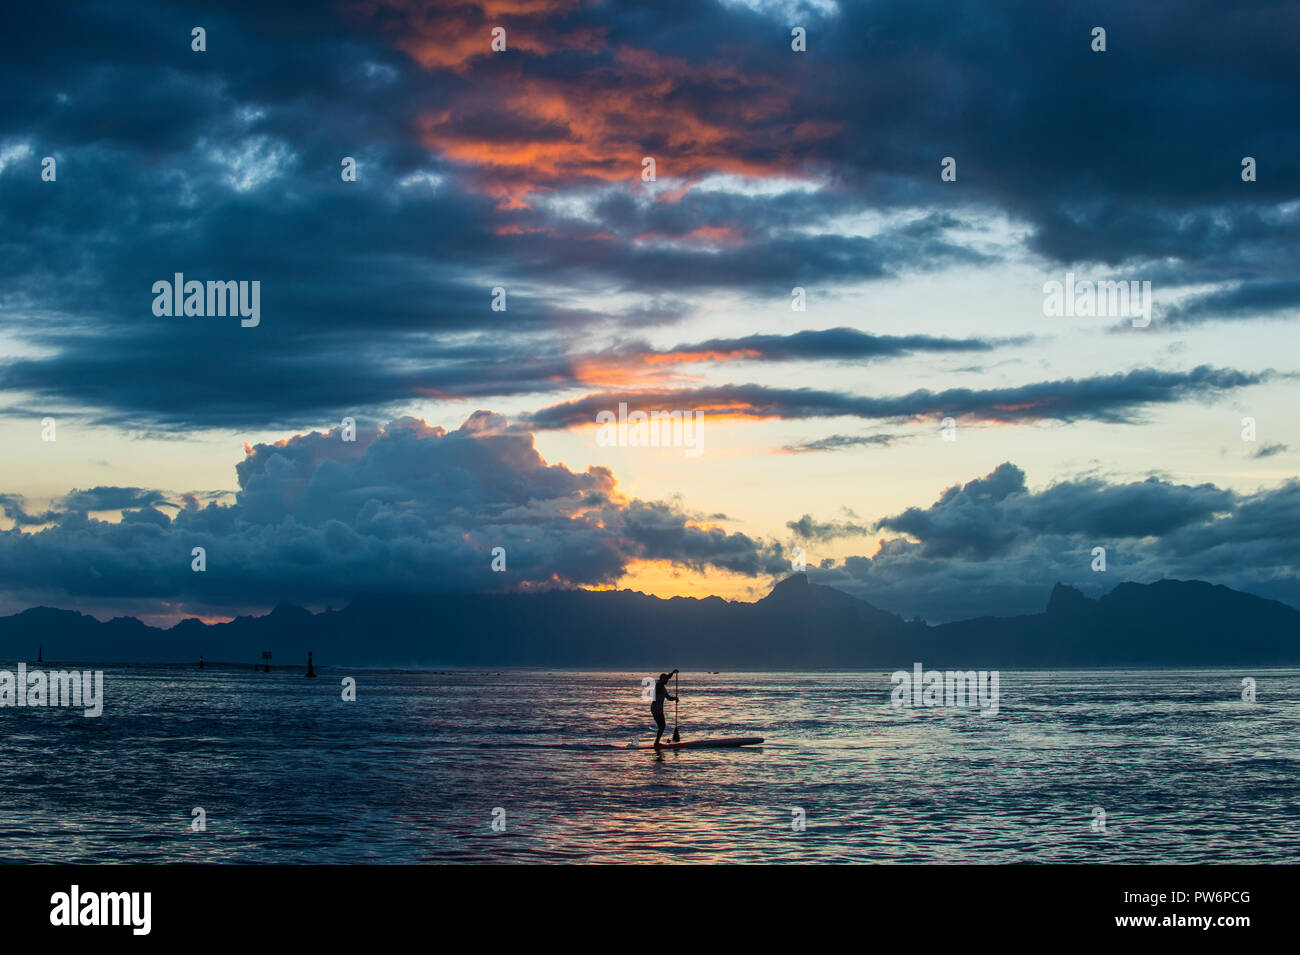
[492,199,996,292]
[0,412,778,609]
[426,0,1300,293]
[2,0,1296,436]
[875,463,1236,559]
[0,494,62,527]
[812,462,1300,622]
[823,2,1300,253]
[1164,279,1300,326]
[2,424,1296,620]
[523,366,1270,430]
[0,1,678,428]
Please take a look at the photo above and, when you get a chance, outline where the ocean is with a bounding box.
[3,666,1298,863]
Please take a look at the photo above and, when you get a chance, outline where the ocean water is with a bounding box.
[2,665,1298,863]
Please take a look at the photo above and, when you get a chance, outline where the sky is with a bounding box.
[0,0,1297,625]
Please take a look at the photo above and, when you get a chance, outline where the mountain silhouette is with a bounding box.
[0,575,1296,667]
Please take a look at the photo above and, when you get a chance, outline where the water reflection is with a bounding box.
[0,666,1296,862]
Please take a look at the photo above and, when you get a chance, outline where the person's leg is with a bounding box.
[654,708,665,746]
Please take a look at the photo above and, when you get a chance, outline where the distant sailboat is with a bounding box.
[36,646,42,663]
[305,651,317,678]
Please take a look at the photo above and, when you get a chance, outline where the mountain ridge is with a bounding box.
[0,576,1296,668]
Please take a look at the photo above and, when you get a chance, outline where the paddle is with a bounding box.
[672,670,680,742]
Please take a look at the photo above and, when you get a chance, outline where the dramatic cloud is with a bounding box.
[524,366,1270,430]
[0,413,777,613]
[1,0,1296,626]
[812,463,1300,621]
[3,426,1297,625]
[2,0,1295,435]
[547,328,1005,390]
[1164,279,1300,327]
[875,464,1235,557]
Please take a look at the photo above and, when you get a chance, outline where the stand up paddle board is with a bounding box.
[630,737,764,750]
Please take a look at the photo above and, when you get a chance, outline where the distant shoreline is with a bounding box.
[7,661,1300,673]
[5,576,1299,669]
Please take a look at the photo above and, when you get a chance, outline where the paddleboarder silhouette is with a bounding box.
[652,670,678,747]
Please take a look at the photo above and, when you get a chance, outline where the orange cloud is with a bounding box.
[643,348,762,365]
[356,2,839,206]
[567,342,767,389]
[355,0,591,71]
